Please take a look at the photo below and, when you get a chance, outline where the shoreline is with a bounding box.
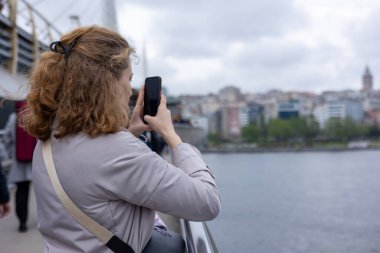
[200,146,380,154]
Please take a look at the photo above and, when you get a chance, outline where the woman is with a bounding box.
[21,26,220,253]
[3,105,34,232]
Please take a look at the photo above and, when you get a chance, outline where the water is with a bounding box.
[203,150,380,253]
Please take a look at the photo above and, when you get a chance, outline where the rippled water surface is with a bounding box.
[204,150,380,253]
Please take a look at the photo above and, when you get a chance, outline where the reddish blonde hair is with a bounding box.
[21,26,134,141]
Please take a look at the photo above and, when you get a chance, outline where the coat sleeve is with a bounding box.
[145,143,221,221]
[99,134,221,222]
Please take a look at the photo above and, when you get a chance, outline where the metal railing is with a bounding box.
[0,0,59,75]
[180,220,219,253]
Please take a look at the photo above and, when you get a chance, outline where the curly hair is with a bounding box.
[20,26,134,141]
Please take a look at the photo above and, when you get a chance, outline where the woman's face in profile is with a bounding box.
[118,62,133,103]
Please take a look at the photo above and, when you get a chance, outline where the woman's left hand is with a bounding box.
[128,85,152,137]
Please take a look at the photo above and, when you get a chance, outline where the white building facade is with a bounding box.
[314,100,364,128]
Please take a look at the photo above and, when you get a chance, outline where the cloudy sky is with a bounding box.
[20,0,380,95]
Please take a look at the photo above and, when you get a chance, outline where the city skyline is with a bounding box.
[174,66,375,97]
[177,66,380,141]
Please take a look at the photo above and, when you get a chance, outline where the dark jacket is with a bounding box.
[0,161,9,204]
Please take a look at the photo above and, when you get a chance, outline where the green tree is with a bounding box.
[266,117,320,144]
[290,117,307,140]
[304,116,320,142]
[208,132,222,146]
[367,125,380,138]
[267,119,293,142]
[324,118,368,141]
[241,124,262,143]
[325,118,348,141]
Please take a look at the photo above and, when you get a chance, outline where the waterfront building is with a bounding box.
[180,95,204,119]
[245,102,265,126]
[200,94,220,115]
[314,102,344,129]
[239,107,249,128]
[244,92,260,103]
[191,116,209,133]
[365,109,380,126]
[321,91,343,102]
[252,97,277,123]
[252,91,318,121]
[313,100,364,128]
[299,98,316,117]
[219,86,244,103]
[277,100,300,119]
[221,106,242,139]
[363,97,380,112]
[340,90,363,99]
[265,89,284,100]
[345,100,364,122]
[208,110,222,135]
[319,90,363,102]
[218,86,246,140]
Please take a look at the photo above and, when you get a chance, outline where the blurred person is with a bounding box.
[0,161,10,218]
[3,101,36,231]
[21,26,220,253]
[0,140,10,218]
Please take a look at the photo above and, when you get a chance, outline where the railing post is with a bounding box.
[27,5,39,61]
[46,24,53,42]
[6,0,18,74]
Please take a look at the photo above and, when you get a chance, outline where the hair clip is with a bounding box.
[49,41,66,55]
[49,38,79,59]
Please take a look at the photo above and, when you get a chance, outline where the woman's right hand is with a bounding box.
[143,95,182,149]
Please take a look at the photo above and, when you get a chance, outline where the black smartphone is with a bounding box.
[143,76,162,120]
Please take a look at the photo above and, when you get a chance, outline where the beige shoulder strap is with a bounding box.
[41,139,113,244]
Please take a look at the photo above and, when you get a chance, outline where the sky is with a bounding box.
[15,0,380,95]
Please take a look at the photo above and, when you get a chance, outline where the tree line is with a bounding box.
[240,117,380,145]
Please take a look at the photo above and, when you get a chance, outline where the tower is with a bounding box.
[102,0,118,32]
[362,66,373,92]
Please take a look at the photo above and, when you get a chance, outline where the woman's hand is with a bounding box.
[144,94,182,149]
[128,86,152,137]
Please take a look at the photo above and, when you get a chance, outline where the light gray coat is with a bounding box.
[32,130,221,253]
[3,113,33,183]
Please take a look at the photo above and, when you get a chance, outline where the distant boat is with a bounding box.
[347,141,369,149]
